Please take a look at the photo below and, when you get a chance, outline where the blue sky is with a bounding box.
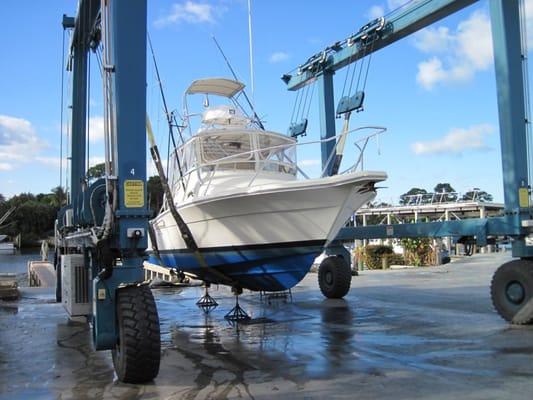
[1,0,532,204]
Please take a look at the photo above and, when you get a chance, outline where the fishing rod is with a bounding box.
[212,36,265,130]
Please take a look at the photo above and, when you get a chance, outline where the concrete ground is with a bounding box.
[1,252,533,399]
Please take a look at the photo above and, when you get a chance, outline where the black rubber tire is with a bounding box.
[55,251,62,303]
[112,285,161,383]
[491,259,533,325]
[318,256,352,299]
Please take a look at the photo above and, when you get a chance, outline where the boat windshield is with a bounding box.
[169,130,297,185]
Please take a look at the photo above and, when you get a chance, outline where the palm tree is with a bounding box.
[50,186,68,208]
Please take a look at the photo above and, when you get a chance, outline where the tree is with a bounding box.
[0,194,5,204]
[8,193,36,206]
[433,182,457,202]
[400,188,428,205]
[147,175,164,215]
[369,201,392,208]
[87,163,106,180]
[49,186,68,208]
[462,188,493,202]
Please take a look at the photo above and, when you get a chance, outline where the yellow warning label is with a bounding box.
[519,187,529,208]
[124,180,144,208]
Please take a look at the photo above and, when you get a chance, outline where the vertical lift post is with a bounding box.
[57,0,159,383]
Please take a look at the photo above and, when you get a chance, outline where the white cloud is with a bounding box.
[413,26,452,53]
[155,1,217,27]
[89,116,105,143]
[414,10,492,89]
[35,156,61,168]
[411,124,494,155]
[416,57,448,89]
[367,5,385,20]
[89,156,105,168]
[0,162,13,171]
[0,115,47,162]
[269,51,290,64]
[411,0,533,89]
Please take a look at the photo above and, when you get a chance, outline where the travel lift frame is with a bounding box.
[58,0,159,383]
[284,0,533,325]
[56,0,532,385]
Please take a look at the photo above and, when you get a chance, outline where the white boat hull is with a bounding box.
[152,171,383,250]
[150,171,385,291]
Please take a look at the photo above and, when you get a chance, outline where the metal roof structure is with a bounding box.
[185,78,245,98]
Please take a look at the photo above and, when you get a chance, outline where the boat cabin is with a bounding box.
[169,78,298,198]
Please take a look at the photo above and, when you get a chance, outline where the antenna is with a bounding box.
[247,0,255,106]
[211,35,265,130]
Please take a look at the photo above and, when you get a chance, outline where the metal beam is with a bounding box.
[69,21,89,225]
[337,216,525,246]
[284,0,477,91]
[318,71,337,176]
[489,0,532,257]
[109,0,149,262]
[66,0,100,224]
[71,0,100,50]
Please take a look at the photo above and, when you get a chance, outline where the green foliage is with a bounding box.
[0,188,64,247]
[87,162,106,180]
[50,186,67,208]
[358,245,394,270]
[387,253,406,266]
[434,182,457,202]
[399,187,427,205]
[400,238,433,266]
[400,184,493,205]
[462,188,493,202]
[147,175,164,215]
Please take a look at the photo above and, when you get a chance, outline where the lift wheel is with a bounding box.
[112,285,161,383]
[318,256,352,299]
[491,259,533,325]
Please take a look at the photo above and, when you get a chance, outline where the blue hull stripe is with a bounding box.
[149,241,325,292]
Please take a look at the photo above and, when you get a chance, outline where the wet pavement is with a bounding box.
[1,252,533,399]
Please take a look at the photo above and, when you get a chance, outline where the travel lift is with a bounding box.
[55,0,532,384]
[284,0,533,325]
[57,0,158,383]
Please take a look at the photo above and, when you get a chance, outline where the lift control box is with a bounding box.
[61,254,91,317]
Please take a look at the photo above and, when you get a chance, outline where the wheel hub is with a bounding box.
[325,271,333,285]
[506,281,525,304]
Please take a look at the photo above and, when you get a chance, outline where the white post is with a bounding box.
[445,209,452,255]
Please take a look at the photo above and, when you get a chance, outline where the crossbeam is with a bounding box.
[337,216,526,248]
[284,0,478,91]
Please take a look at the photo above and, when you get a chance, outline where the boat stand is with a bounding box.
[260,289,293,305]
[224,288,250,321]
[196,283,218,314]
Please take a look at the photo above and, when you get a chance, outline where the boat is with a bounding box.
[149,78,386,292]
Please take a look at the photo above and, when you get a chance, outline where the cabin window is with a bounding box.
[199,134,255,170]
[256,134,297,175]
